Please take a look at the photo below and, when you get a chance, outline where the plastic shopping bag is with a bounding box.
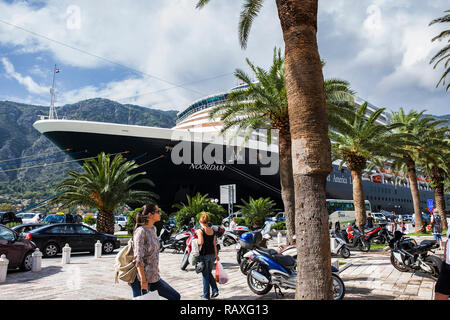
[214,261,229,284]
[133,290,160,300]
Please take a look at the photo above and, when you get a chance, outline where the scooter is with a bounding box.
[335,222,371,252]
[243,233,345,300]
[159,225,191,253]
[236,229,271,264]
[222,225,250,247]
[366,224,393,244]
[388,231,442,279]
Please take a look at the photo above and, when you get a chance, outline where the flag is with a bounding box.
[55,67,60,73]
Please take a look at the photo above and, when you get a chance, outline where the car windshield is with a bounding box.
[43,215,64,223]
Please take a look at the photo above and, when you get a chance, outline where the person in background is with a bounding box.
[366,212,374,229]
[229,217,237,230]
[130,204,180,300]
[434,227,450,300]
[431,209,443,248]
[390,212,397,233]
[196,212,219,300]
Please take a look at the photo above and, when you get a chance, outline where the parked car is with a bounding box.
[16,212,46,224]
[222,213,243,227]
[25,223,121,257]
[115,216,127,231]
[372,212,388,224]
[0,211,22,225]
[398,214,413,223]
[11,223,46,235]
[0,224,36,271]
[42,214,82,224]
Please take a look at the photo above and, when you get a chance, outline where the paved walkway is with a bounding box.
[0,237,444,300]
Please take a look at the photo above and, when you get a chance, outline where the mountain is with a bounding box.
[0,98,178,205]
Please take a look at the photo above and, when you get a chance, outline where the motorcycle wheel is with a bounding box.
[180,250,190,270]
[425,255,442,279]
[332,274,345,300]
[237,248,247,265]
[339,246,351,259]
[240,258,254,275]
[247,265,273,295]
[390,253,409,272]
[358,238,371,252]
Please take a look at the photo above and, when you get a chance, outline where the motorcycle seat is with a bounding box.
[255,247,278,256]
[273,254,296,269]
[417,240,438,249]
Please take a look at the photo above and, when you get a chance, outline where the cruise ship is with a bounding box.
[33,85,448,214]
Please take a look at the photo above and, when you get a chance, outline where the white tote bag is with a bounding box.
[133,290,160,300]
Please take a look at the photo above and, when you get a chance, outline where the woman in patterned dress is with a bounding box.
[130,204,180,300]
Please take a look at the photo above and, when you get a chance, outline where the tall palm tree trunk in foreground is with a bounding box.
[279,133,296,245]
[97,210,115,235]
[276,0,333,299]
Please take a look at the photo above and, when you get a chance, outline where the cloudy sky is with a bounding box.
[0,0,448,116]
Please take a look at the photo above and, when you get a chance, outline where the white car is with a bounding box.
[17,212,46,224]
[372,213,387,223]
[115,216,127,231]
[222,213,243,227]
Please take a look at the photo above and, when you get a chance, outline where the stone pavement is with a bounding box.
[0,237,444,300]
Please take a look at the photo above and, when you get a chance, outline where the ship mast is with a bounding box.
[49,64,58,120]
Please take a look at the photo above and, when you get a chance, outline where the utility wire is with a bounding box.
[0,18,205,96]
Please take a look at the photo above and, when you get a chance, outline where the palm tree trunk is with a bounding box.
[279,133,295,245]
[407,165,425,233]
[276,0,333,300]
[350,170,366,232]
[434,184,448,230]
[97,210,115,235]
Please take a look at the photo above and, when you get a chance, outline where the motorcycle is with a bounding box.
[159,224,191,253]
[236,229,271,265]
[222,225,250,247]
[335,222,371,252]
[180,225,225,270]
[242,232,345,300]
[388,231,442,279]
[366,224,393,244]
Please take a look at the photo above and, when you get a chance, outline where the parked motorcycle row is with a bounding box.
[158,219,444,300]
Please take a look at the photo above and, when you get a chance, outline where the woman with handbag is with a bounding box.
[130,204,181,300]
[196,212,219,300]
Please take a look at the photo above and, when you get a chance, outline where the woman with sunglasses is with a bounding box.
[130,203,180,300]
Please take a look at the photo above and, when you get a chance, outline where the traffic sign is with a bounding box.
[427,199,434,208]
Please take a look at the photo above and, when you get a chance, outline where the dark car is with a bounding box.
[42,214,82,224]
[0,224,36,271]
[0,211,23,225]
[11,223,46,234]
[26,223,121,257]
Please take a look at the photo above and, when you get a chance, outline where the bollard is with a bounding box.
[0,254,8,283]
[32,248,43,272]
[277,232,282,245]
[62,243,71,265]
[94,240,102,258]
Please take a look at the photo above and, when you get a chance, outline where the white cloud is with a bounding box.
[1,57,49,94]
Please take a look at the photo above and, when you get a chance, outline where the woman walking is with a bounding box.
[196,212,219,300]
[130,204,180,300]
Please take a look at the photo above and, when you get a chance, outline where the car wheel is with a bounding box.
[43,243,59,257]
[20,251,33,271]
[102,241,115,254]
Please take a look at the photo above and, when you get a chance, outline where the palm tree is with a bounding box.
[197,0,334,299]
[420,131,450,230]
[210,49,355,246]
[389,109,448,233]
[429,10,450,91]
[330,103,407,232]
[236,196,276,228]
[52,152,157,234]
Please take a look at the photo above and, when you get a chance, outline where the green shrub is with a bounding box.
[6,222,20,228]
[236,197,276,228]
[235,217,246,226]
[83,216,96,226]
[270,222,286,230]
[173,193,226,229]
